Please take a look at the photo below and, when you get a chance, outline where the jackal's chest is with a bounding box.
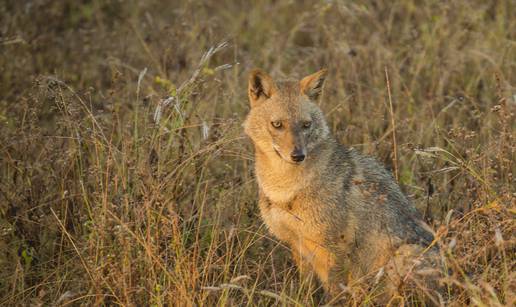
[259,196,325,245]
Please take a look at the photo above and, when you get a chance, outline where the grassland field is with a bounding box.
[0,0,515,305]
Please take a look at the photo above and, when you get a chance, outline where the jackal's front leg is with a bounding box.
[292,248,347,304]
[291,248,314,276]
[291,248,319,291]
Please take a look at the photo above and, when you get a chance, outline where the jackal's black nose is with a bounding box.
[291,149,305,162]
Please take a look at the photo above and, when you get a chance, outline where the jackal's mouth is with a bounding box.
[273,146,282,159]
[272,145,303,165]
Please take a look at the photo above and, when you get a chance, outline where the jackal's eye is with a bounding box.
[271,121,283,129]
[302,121,312,129]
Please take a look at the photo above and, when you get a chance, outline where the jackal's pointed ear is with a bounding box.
[248,69,276,107]
[300,69,327,101]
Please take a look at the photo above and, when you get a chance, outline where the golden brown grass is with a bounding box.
[0,0,514,305]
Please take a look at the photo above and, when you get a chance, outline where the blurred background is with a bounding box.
[0,0,514,305]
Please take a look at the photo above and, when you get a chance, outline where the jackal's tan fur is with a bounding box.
[244,69,442,303]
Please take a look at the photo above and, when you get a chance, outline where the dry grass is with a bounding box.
[0,0,515,305]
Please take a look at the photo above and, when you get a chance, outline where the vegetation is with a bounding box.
[0,0,514,305]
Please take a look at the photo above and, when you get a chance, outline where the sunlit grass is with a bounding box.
[0,0,514,305]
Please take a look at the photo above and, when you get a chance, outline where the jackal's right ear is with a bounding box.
[248,69,276,107]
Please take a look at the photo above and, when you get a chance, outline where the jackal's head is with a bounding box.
[244,69,330,164]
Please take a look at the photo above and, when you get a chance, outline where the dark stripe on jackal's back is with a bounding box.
[337,145,356,194]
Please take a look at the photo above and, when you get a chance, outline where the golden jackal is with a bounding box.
[244,69,442,303]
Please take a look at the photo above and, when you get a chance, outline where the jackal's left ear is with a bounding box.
[300,69,327,101]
